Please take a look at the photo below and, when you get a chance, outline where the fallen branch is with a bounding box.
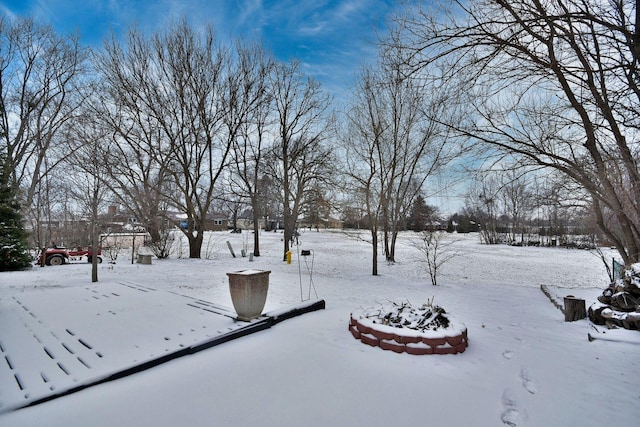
[587,333,640,345]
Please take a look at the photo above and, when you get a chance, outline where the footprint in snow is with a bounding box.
[502,350,515,360]
[501,388,526,426]
[520,367,538,394]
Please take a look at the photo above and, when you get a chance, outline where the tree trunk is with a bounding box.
[252,212,261,257]
[188,233,203,258]
[371,228,378,276]
[388,230,398,262]
[383,229,392,261]
[283,215,296,261]
[564,297,586,322]
[147,225,162,246]
[91,184,99,283]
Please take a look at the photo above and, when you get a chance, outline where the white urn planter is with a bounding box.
[227,269,271,321]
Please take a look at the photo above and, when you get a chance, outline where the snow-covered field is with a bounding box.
[1,230,638,427]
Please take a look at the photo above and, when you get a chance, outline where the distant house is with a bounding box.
[233,208,284,231]
[100,232,149,249]
[172,212,229,232]
[237,211,345,232]
[265,216,284,231]
[205,213,229,231]
[102,205,146,234]
[103,206,229,233]
[235,210,252,230]
[300,216,343,230]
[322,216,344,229]
[99,206,150,249]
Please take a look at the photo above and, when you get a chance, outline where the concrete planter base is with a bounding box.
[227,270,271,321]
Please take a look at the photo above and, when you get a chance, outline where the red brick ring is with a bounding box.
[349,314,468,355]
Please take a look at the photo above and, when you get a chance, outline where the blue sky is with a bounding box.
[0,0,466,212]
[0,0,396,97]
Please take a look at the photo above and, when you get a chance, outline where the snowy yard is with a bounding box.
[1,230,638,427]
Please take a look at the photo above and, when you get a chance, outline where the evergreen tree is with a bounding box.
[408,195,438,231]
[0,153,32,271]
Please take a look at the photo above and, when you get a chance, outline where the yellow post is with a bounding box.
[286,250,292,264]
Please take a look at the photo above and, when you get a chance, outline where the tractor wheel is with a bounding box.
[47,255,64,266]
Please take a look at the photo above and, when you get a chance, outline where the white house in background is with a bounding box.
[100,232,149,249]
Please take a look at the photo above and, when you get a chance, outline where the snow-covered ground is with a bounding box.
[1,230,638,427]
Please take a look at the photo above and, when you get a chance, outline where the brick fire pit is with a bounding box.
[349,302,468,355]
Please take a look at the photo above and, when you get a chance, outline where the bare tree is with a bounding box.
[256,174,280,231]
[412,231,459,286]
[95,19,230,258]
[28,173,66,249]
[466,174,501,244]
[534,172,590,246]
[466,166,536,244]
[65,114,111,282]
[343,46,458,274]
[226,40,275,256]
[88,71,171,256]
[0,16,88,211]
[342,67,387,275]
[396,0,640,265]
[499,168,535,244]
[268,60,334,260]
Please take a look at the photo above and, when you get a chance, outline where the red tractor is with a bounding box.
[38,246,102,266]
